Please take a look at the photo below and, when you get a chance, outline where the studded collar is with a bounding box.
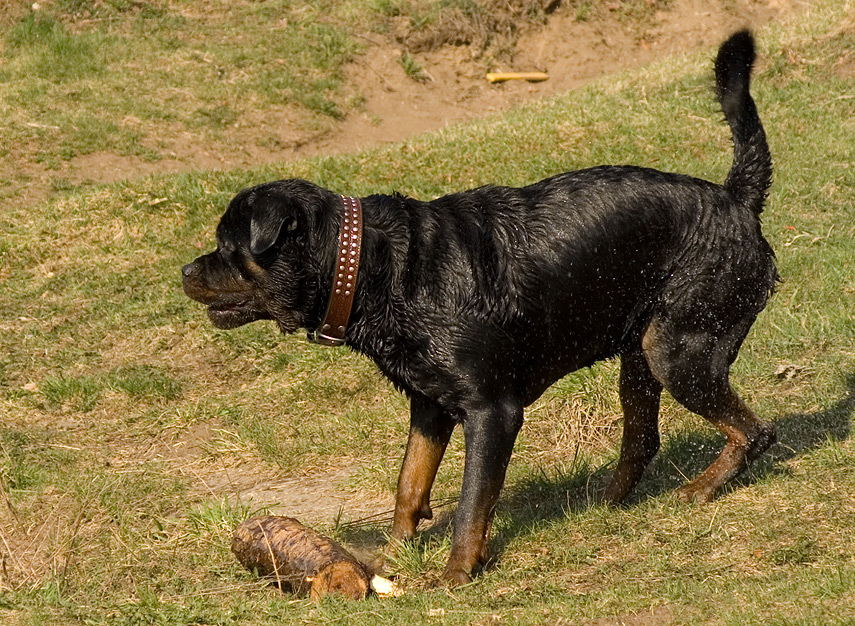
[308,195,363,346]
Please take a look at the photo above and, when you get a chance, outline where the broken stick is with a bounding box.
[485,71,549,83]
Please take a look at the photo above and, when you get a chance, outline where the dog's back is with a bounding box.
[370,32,776,402]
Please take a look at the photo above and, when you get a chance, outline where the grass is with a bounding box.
[0,0,638,205]
[1,1,855,624]
[399,51,431,82]
[0,1,363,190]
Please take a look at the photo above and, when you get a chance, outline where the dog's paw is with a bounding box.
[600,481,630,507]
[441,566,473,587]
[675,482,716,504]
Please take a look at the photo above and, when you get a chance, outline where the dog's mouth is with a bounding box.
[207,300,272,329]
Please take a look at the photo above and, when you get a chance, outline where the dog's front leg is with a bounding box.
[391,394,456,541]
[442,399,523,585]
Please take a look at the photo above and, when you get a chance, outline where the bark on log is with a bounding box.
[231,515,371,601]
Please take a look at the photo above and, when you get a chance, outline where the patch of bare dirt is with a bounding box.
[325,0,800,160]
[199,464,394,523]
[282,0,801,162]
[97,414,396,525]
[9,0,804,209]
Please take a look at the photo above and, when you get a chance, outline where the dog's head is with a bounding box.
[182,179,340,334]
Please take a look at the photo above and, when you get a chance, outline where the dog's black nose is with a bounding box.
[182,262,197,278]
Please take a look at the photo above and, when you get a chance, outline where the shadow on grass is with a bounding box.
[763,373,855,461]
[334,374,855,578]
[488,372,855,569]
[645,372,855,499]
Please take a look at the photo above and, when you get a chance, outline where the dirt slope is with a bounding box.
[318,0,799,162]
[36,0,802,204]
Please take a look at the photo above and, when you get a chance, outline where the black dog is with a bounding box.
[183,31,777,585]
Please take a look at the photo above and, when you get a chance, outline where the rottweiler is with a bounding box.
[183,31,777,585]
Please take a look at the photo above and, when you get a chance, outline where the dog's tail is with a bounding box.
[715,30,771,215]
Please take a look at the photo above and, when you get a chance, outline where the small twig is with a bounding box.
[257,518,284,591]
[352,32,384,47]
[336,497,458,530]
[669,459,690,483]
[707,504,720,534]
[0,528,21,590]
[0,476,21,526]
[24,122,61,131]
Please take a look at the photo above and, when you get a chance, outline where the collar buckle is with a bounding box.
[307,327,346,347]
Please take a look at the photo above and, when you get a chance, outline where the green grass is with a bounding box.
[1,1,855,624]
[0,1,363,183]
[399,51,430,82]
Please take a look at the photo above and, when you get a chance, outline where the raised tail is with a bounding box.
[715,30,772,214]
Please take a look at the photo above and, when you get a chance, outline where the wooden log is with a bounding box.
[231,515,371,601]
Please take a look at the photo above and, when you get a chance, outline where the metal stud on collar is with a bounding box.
[336,196,360,298]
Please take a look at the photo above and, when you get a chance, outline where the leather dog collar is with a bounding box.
[308,195,363,346]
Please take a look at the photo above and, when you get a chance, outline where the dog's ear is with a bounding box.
[249,195,299,256]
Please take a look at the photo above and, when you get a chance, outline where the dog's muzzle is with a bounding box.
[182,260,271,329]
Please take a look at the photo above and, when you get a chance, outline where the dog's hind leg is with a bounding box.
[391,394,456,541]
[603,352,663,505]
[673,389,775,503]
[642,319,776,503]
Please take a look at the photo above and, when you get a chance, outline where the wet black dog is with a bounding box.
[183,31,777,584]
